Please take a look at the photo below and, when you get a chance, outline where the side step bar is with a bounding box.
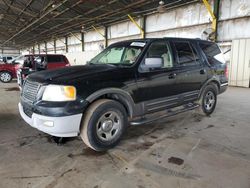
[130,103,199,126]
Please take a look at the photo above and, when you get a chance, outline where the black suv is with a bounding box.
[19,38,228,151]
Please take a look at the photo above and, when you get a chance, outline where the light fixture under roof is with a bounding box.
[159,0,164,5]
[158,0,166,13]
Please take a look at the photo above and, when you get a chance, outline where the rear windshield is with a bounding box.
[199,42,225,65]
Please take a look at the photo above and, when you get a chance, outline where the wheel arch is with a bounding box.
[0,69,13,76]
[199,78,220,99]
[86,88,136,118]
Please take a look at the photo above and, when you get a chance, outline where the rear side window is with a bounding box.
[199,42,225,65]
[47,55,64,63]
[173,41,199,66]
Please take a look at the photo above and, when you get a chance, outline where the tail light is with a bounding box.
[224,64,228,79]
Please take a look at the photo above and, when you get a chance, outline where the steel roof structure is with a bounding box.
[0,0,198,48]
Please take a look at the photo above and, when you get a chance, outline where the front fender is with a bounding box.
[86,88,136,117]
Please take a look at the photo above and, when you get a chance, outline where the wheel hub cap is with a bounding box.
[96,111,121,141]
[102,120,113,132]
[204,91,215,110]
[1,73,11,82]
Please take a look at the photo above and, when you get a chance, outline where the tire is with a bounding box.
[80,99,128,151]
[0,71,13,83]
[198,84,217,116]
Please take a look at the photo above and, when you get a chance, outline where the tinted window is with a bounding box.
[199,42,225,66]
[47,55,64,63]
[145,41,173,68]
[173,41,198,66]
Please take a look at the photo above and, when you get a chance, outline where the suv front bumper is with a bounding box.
[18,103,82,137]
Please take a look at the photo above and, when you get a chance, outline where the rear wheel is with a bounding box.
[80,99,128,151]
[0,71,12,83]
[198,84,217,116]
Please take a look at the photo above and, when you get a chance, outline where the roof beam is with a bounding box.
[20,0,84,37]
[26,0,141,39]
[17,0,152,46]
[1,0,68,46]
[0,0,36,17]
[13,0,35,23]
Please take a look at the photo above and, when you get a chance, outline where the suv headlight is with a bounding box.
[42,85,76,102]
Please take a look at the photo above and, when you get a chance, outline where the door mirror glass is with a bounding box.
[141,57,163,71]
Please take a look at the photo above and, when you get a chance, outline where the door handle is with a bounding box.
[200,69,206,74]
[168,73,177,79]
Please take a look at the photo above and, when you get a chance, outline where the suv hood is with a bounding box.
[28,64,118,83]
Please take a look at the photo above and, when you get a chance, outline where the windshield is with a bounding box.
[89,43,145,66]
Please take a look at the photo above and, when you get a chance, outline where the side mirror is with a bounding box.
[140,57,163,71]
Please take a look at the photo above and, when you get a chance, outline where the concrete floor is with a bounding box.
[0,82,250,188]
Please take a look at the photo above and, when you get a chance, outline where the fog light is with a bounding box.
[43,121,54,127]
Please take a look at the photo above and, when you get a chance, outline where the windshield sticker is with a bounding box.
[130,42,146,47]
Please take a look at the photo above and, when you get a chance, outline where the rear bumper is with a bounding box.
[219,83,228,94]
[18,103,82,137]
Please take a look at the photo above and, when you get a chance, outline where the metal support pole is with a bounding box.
[141,15,146,39]
[128,14,145,38]
[65,36,68,53]
[104,26,108,48]
[54,39,56,54]
[38,43,40,54]
[32,46,35,54]
[81,32,84,52]
[202,0,217,41]
[214,0,220,41]
[44,41,47,54]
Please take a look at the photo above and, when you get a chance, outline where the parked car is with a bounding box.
[0,57,22,83]
[2,56,15,63]
[0,54,70,83]
[17,54,70,87]
[19,38,228,151]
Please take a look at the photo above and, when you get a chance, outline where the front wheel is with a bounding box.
[80,99,128,151]
[0,71,13,83]
[198,84,217,116]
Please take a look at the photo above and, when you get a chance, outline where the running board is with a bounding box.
[130,103,199,126]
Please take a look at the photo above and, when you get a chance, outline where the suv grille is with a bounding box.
[22,80,40,102]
